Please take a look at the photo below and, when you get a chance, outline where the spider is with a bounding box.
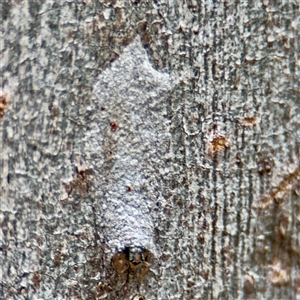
[112,246,151,281]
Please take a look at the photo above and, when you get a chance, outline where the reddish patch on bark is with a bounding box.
[110,121,118,132]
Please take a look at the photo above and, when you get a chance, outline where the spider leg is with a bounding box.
[136,262,150,281]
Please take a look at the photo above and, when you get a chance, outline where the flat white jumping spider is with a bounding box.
[112,246,151,281]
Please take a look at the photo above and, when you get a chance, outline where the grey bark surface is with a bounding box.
[1,1,300,300]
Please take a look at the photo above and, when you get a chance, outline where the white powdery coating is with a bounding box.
[83,37,173,256]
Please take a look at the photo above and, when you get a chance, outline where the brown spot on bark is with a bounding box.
[257,152,274,175]
[110,121,118,132]
[65,167,90,197]
[0,95,8,118]
[209,136,230,154]
[258,166,300,209]
[243,273,255,295]
[242,116,256,126]
[48,103,60,116]
[33,272,41,292]
[269,259,289,286]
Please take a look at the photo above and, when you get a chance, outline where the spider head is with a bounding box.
[126,246,145,265]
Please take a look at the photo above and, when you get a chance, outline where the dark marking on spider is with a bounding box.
[112,246,151,281]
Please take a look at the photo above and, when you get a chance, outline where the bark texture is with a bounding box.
[1,1,299,299]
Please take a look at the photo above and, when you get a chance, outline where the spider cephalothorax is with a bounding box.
[127,247,147,264]
[112,246,151,281]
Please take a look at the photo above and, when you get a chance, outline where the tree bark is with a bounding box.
[1,1,299,299]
